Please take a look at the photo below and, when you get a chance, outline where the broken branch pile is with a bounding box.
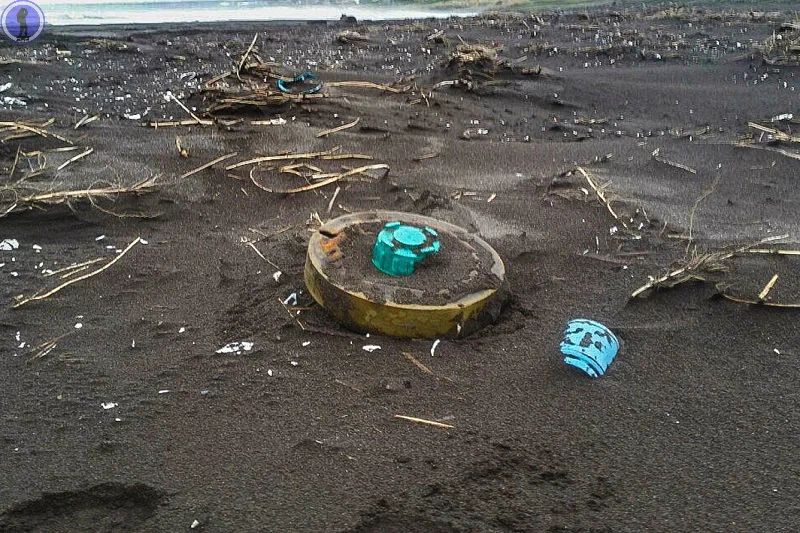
[0,177,157,218]
[195,35,406,116]
[226,147,388,195]
[437,43,547,91]
[758,23,800,65]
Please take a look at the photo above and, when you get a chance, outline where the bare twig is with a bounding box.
[734,142,800,162]
[56,147,93,172]
[394,415,454,429]
[686,173,721,253]
[744,248,800,256]
[246,241,282,270]
[146,119,214,128]
[42,257,105,277]
[166,92,205,125]
[403,352,433,374]
[251,164,389,194]
[0,121,74,145]
[325,81,405,93]
[226,148,341,170]
[651,148,697,174]
[278,297,305,331]
[237,33,259,80]
[25,332,72,365]
[716,285,800,308]
[179,152,237,179]
[576,166,626,227]
[13,237,141,308]
[327,186,341,213]
[315,117,360,138]
[758,274,780,301]
[74,114,99,130]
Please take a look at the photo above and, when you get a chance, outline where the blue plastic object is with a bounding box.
[372,221,441,276]
[560,319,619,378]
[277,72,323,95]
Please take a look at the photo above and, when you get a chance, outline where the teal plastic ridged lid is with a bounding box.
[372,222,440,276]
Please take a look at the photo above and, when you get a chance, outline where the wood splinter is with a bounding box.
[758,274,779,302]
[394,415,454,429]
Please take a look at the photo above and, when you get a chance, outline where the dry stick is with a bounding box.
[248,224,295,244]
[25,332,73,365]
[734,142,800,162]
[13,237,141,308]
[226,147,341,170]
[651,148,697,174]
[0,121,74,145]
[745,248,800,256]
[758,274,780,301]
[147,119,214,128]
[403,352,433,374]
[246,241,282,270]
[251,118,287,126]
[14,179,156,205]
[281,163,323,174]
[26,339,59,364]
[259,164,389,194]
[179,152,237,180]
[316,117,360,138]
[74,114,99,130]
[9,146,20,178]
[394,415,454,429]
[278,298,306,331]
[22,146,82,157]
[747,122,800,143]
[167,92,204,125]
[321,153,373,161]
[575,166,626,227]
[60,264,92,278]
[43,257,105,277]
[56,147,93,172]
[237,33,259,80]
[631,234,790,299]
[686,173,721,254]
[717,290,800,309]
[324,81,404,93]
[327,186,341,213]
[334,379,363,393]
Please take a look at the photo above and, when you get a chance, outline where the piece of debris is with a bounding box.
[337,30,368,44]
[13,238,143,308]
[560,319,619,378]
[215,341,254,354]
[430,339,441,357]
[1,238,19,251]
[362,345,381,352]
[632,234,789,298]
[394,414,454,429]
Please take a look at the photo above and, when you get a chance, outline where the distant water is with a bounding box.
[35,0,478,26]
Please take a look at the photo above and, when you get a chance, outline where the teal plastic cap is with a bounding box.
[372,222,441,276]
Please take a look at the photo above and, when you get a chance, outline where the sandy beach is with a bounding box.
[1,5,800,532]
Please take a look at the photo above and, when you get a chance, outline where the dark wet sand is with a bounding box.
[1,6,799,532]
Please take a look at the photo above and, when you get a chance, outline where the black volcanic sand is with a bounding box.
[328,221,501,305]
[1,5,800,533]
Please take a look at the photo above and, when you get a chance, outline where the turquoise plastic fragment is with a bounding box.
[372,222,441,276]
